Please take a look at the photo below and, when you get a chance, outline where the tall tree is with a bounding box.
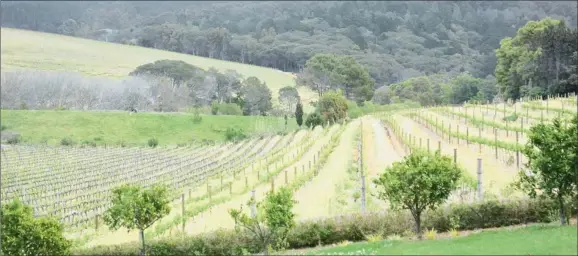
[298,53,375,104]
[103,184,171,256]
[514,116,578,225]
[495,18,578,100]
[295,102,304,127]
[241,76,272,116]
[278,86,300,115]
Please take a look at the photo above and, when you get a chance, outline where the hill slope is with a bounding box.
[0,27,318,108]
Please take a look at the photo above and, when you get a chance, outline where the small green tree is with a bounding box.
[514,116,577,225]
[229,187,296,255]
[373,150,462,239]
[295,102,304,127]
[103,184,171,256]
[305,112,324,128]
[317,90,348,124]
[1,199,72,256]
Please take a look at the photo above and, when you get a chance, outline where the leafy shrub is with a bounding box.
[211,101,219,115]
[305,112,324,128]
[74,198,563,256]
[0,125,7,131]
[192,111,203,124]
[5,133,21,145]
[424,228,437,240]
[217,103,243,116]
[502,113,519,122]
[148,138,159,148]
[60,137,75,146]
[81,140,97,147]
[2,200,72,256]
[224,127,247,142]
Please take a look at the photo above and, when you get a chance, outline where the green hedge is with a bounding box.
[73,198,565,256]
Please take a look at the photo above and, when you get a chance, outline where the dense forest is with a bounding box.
[1,1,577,107]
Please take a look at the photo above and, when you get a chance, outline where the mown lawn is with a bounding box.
[1,110,300,146]
[308,224,577,255]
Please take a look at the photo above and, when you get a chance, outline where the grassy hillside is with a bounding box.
[0,110,299,146]
[0,27,317,110]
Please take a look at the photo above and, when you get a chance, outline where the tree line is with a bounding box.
[1,1,576,88]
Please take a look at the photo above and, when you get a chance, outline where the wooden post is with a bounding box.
[438,141,441,153]
[516,131,520,169]
[477,158,483,201]
[271,179,275,193]
[95,214,100,231]
[245,177,248,189]
[427,138,430,153]
[294,166,297,178]
[285,170,288,184]
[494,129,498,159]
[448,123,451,143]
[453,148,457,165]
[520,118,524,135]
[419,138,422,148]
[457,125,460,144]
[220,175,223,191]
[181,194,185,233]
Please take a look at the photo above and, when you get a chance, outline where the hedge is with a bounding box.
[72,197,571,256]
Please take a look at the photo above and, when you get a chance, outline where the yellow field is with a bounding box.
[0,27,317,109]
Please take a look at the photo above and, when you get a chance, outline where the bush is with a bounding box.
[60,137,75,146]
[74,198,563,256]
[0,125,7,131]
[148,138,159,148]
[192,111,203,124]
[502,113,519,122]
[81,140,97,147]
[5,133,21,145]
[224,127,247,142]
[305,112,324,128]
[211,101,219,115]
[217,103,243,116]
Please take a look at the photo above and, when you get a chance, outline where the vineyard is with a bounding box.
[1,94,576,250]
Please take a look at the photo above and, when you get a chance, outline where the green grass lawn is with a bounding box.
[308,224,577,255]
[1,110,300,146]
[0,27,317,111]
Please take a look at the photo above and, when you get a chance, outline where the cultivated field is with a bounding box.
[0,27,318,108]
[1,95,575,250]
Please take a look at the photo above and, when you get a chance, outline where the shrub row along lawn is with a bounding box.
[309,224,577,255]
[72,198,571,256]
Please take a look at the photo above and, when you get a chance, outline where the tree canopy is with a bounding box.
[3,2,575,87]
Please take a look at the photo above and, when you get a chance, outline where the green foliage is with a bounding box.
[305,112,324,128]
[129,59,204,83]
[382,73,497,106]
[5,133,21,144]
[295,103,304,127]
[1,124,6,131]
[81,140,97,147]
[229,187,296,254]
[495,18,578,100]
[103,184,171,256]
[502,113,519,122]
[192,110,203,124]
[60,137,75,146]
[514,116,578,225]
[1,199,72,256]
[299,54,374,103]
[316,90,348,124]
[224,127,247,141]
[147,138,158,148]
[373,150,463,238]
[74,198,563,256]
[212,102,243,116]
[242,77,273,116]
[278,86,301,114]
